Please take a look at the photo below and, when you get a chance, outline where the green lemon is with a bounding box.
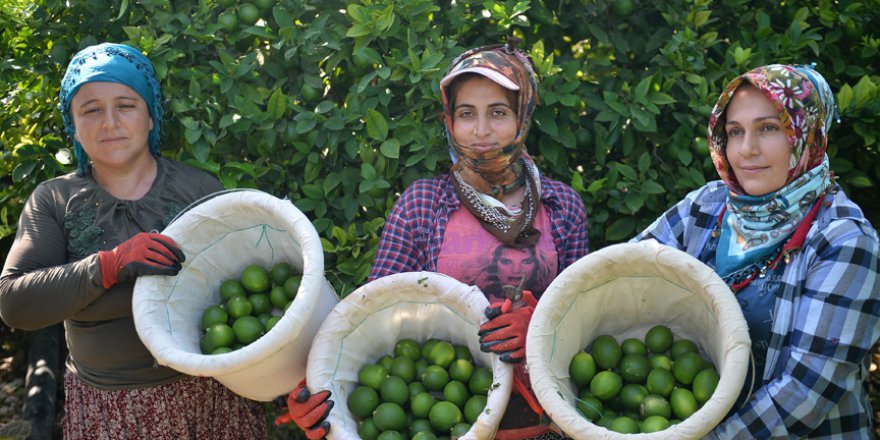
[618,383,649,412]
[378,355,394,371]
[590,335,622,370]
[358,363,388,390]
[692,368,720,404]
[225,295,253,319]
[240,264,270,293]
[621,337,648,356]
[463,394,487,424]
[379,375,409,406]
[421,365,450,392]
[409,418,435,437]
[408,381,427,398]
[670,338,700,359]
[348,385,380,418]
[268,286,288,310]
[449,359,475,383]
[670,387,699,420]
[640,414,671,433]
[219,279,246,302]
[649,353,673,370]
[203,323,235,352]
[201,304,228,329]
[248,293,272,315]
[372,402,407,432]
[232,315,264,344]
[394,338,422,362]
[282,275,301,299]
[428,401,462,432]
[450,422,471,437]
[358,417,381,440]
[414,358,429,379]
[411,431,437,440]
[211,346,233,355]
[270,261,292,285]
[590,370,622,401]
[217,11,239,32]
[575,388,603,421]
[442,380,470,408]
[427,341,456,368]
[672,352,704,386]
[254,0,275,11]
[453,344,473,361]
[237,3,261,25]
[609,416,640,434]
[376,431,405,440]
[610,0,635,17]
[410,392,437,419]
[468,367,493,396]
[646,368,675,397]
[640,394,671,419]
[619,353,651,384]
[421,338,440,359]
[265,315,281,332]
[645,325,674,354]
[569,351,597,387]
[389,355,417,383]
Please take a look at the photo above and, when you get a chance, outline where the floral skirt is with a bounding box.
[63,373,267,440]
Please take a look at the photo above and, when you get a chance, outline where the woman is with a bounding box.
[0,43,266,439]
[632,64,879,438]
[281,40,588,440]
[475,244,550,303]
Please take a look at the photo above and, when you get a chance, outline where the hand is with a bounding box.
[275,380,333,440]
[98,232,185,289]
[478,299,535,363]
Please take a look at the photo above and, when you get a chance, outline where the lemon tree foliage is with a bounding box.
[2,0,879,298]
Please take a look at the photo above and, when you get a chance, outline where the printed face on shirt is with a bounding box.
[451,76,518,155]
[491,245,537,289]
[724,84,791,196]
[71,81,154,169]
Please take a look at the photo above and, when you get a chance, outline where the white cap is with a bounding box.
[440,67,520,91]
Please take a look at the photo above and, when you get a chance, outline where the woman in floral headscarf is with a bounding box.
[632,64,880,438]
[0,43,265,439]
[279,40,588,440]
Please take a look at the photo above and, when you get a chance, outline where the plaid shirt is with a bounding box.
[633,180,880,439]
[369,173,589,282]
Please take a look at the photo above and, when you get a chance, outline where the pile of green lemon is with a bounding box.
[198,261,301,355]
[569,324,721,434]
[347,338,493,440]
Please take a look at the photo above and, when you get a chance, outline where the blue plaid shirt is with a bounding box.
[369,173,589,283]
[633,180,880,439]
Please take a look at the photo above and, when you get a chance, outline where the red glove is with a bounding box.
[98,232,185,289]
[275,380,333,440]
[478,291,538,363]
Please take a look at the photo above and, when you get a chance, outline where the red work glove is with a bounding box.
[275,380,333,440]
[98,232,185,289]
[477,291,538,363]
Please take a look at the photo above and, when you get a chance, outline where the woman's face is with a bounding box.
[71,81,153,169]
[724,84,791,196]
[494,247,537,287]
[451,76,518,155]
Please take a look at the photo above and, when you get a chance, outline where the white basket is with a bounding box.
[526,240,751,439]
[306,272,513,440]
[132,190,339,401]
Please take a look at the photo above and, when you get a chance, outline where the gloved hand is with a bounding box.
[477,290,538,363]
[275,379,333,440]
[98,232,185,289]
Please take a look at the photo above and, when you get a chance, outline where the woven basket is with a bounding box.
[133,190,338,401]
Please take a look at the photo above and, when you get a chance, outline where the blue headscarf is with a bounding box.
[59,43,163,176]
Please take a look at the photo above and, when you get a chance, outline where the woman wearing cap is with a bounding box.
[279,41,587,439]
[632,64,879,438]
[0,43,266,439]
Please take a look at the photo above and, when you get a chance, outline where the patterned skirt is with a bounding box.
[63,373,267,440]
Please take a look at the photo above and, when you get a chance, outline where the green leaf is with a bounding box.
[380,139,400,159]
[366,109,389,141]
[346,23,373,38]
[301,183,324,199]
[649,92,676,105]
[266,89,287,120]
[837,84,853,113]
[640,180,666,194]
[849,175,874,188]
[606,217,636,241]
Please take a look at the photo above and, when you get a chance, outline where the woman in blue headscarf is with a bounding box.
[632,64,880,438]
[0,43,266,439]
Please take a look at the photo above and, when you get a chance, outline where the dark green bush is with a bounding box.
[2,0,878,297]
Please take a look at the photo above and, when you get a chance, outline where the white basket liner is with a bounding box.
[527,240,751,439]
[307,271,513,440]
[133,190,338,401]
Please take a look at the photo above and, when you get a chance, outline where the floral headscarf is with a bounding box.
[439,42,539,197]
[60,43,164,176]
[707,64,836,282]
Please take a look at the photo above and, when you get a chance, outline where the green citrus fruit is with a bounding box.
[378,355,394,371]
[414,358,429,378]
[359,363,388,391]
[421,338,440,359]
[590,370,623,401]
[647,368,675,397]
[618,383,649,412]
[421,365,450,392]
[394,338,422,362]
[348,385,380,418]
[640,414,671,433]
[269,286,288,310]
[611,0,635,17]
[410,392,437,419]
[282,275,301,299]
[453,344,473,361]
[270,261,292,285]
[640,393,671,419]
[217,11,239,32]
[609,416,640,434]
[201,304,228,329]
[450,422,471,437]
[376,430,405,440]
[240,264,270,293]
[621,337,648,356]
[300,83,321,102]
[409,418,435,437]
[254,0,275,11]
[427,341,456,368]
[237,3,261,25]
[468,367,493,395]
[670,338,700,359]
[670,387,699,419]
[645,325,674,354]
[204,323,235,350]
[649,353,673,370]
[463,394,487,423]
[265,315,281,332]
[249,293,272,315]
[358,417,381,440]
[379,375,409,406]
[619,353,651,384]
[408,381,427,398]
[442,380,470,408]
[232,315,264,344]
[449,359,475,383]
[692,368,720,404]
[219,279,246,301]
[372,402,407,432]
[591,335,622,370]
[225,295,253,319]
[211,346,233,355]
[575,388,603,421]
[389,355,417,383]
[428,401,462,432]
[569,351,598,387]
[672,352,704,385]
